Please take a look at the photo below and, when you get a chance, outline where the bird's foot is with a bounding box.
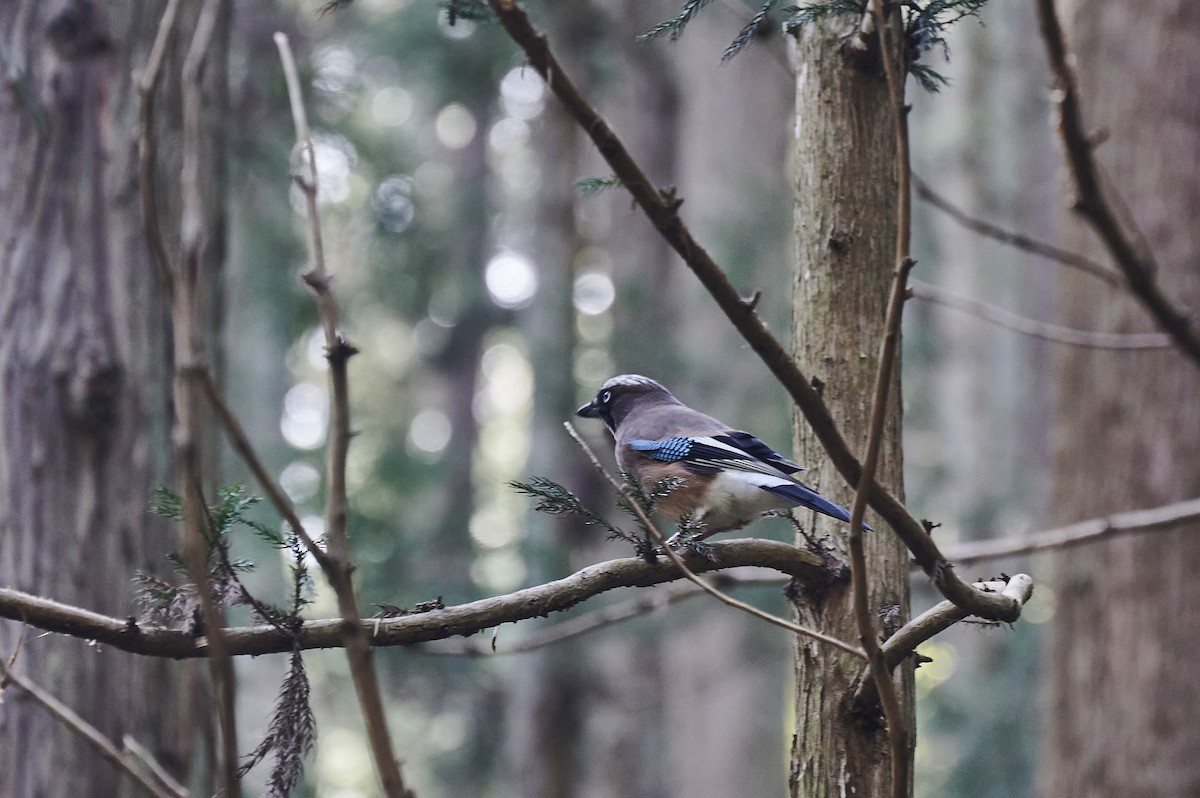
[666,527,718,561]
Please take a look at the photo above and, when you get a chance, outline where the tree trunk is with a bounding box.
[788,19,913,798]
[0,1,225,794]
[1043,2,1200,795]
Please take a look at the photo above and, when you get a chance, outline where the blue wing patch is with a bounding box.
[629,436,693,462]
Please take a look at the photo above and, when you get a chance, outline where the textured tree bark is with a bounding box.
[788,19,913,798]
[1043,2,1200,795]
[0,1,225,794]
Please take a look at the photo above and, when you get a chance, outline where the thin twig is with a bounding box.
[176,2,239,794]
[565,423,866,659]
[911,279,1172,350]
[135,0,181,300]
[273,32,412,798]
[0,658,181,798]
[411,573,785,656]
[0,539,829,658]
[913,176,1120,287]
[852,4,912,794]
[484,0,1020,623]
[198,370,333,573]
[942,496,1200,566]
[123,736,190,798]
[1034,0,1200,366]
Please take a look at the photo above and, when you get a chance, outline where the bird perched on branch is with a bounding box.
[576,374,859,541]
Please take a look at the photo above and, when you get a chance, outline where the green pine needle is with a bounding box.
[576,175,624,196]
[638,0,718,43]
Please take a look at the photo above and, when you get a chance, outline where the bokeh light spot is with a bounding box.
[573,272,615,315]
[485,252,537,309]
[435,103,477,150]
[409,408,452,454]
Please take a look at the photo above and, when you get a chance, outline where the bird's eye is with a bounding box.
[601,390,612,404]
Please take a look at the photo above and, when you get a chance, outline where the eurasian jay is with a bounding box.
[576,374,857,541]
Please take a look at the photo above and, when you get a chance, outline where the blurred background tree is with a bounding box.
[4,0,1197,795]
[0,2,228,794]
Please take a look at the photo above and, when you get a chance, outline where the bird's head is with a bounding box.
[576,374,678,433]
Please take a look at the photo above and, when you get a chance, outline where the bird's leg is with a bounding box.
[663,514,717,560]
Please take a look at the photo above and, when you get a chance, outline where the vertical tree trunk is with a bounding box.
[788,19,913,798]
[0,1,225,794]
[1044,2,1200,795]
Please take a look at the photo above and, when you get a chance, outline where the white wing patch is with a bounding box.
[686,436,793,479]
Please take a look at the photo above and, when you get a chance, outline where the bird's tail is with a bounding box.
[762,483,871,530]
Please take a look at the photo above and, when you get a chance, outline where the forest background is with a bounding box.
[1,0,1197,796]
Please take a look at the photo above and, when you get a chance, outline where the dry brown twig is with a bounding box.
[0,654,185,798]
[172,2,240,793]
[942,496,1200,566]
[1034,0,1200,366]
[273,32,413,798]
[135,0,181,299]
[848,3,915,794]
[565,423,867,660]
[123,735,191,798]
[912,176,1120,287]
[911,279,1173,350]
[484,0,1021,624]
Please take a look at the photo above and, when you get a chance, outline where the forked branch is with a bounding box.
[1034,0,1200,366]
[484,0,1021,623]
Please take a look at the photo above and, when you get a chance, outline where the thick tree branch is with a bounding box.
[942,496,1200,566]
[913,176,1120,287]
[484,0,1020,623]
[911,279,1172,350]
[849,574,1035,713]
[412,572,785,656]
[882,575,1033,670]
[1034,0,1200,366]
[274,33,411,798]
[0,540,826,658]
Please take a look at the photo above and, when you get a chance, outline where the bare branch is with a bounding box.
[0,540,828,658]
[274,31,410,797]
[942,496,1200,566]
[122,736,190,798]
[176,2,239,793]
[853,575,1035,712]
[885,575,1033,670]
[484,0,1020,623]
[135,0,181,300]
[566,423,866,659]
[855,4,913,793]
[1034,0,1200,366]
[412,572,785,656]
[911,279,1173,350]
[0,658,183,798]
[913,176,1120,287]
[198,370,333,573]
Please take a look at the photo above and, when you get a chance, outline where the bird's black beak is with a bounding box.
[576,400,601,418]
